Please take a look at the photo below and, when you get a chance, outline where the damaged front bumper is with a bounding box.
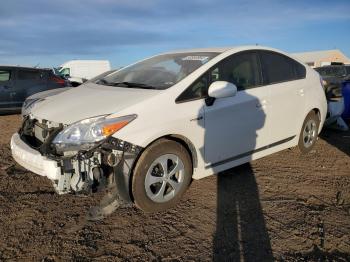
[11,133,61,180]
[10,117,143,219]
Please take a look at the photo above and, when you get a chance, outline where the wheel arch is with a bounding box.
[311,107,323,134]
[139,134,197,170]
[299,107,322,137]
[128,134,197,202]
[312,108,321,121]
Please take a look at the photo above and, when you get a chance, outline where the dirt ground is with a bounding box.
[0,114,349,261]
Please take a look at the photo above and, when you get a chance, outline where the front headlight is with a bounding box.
[53,114,137,152]
[21,98,44,116]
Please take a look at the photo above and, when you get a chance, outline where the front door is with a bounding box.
[203,51,271,166]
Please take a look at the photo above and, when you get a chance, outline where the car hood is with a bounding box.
[30,83,161,124]
[28,87,72,100]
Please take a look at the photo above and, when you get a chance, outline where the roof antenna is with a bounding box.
[34,63,40,68]
[255,43,259,46]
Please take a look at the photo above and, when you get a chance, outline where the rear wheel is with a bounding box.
[132,139,192,212]
[298,111,320,153]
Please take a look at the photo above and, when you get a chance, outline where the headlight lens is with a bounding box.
[53,114,137,152]
[21,98,44,116]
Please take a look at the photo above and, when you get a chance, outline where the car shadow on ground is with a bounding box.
[213,163,273,261]
[320,127,350,156]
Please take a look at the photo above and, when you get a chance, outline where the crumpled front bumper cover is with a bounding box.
[10,133,61,180]
[11,131,144,220]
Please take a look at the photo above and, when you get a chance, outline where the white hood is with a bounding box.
[27,87,72,100]
[30,83,161,124]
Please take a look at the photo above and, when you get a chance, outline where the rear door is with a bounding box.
[259,51,307,143]
[0,68,17,109]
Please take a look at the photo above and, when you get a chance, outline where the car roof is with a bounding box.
[163,45,282,54]
[0,65,51,71]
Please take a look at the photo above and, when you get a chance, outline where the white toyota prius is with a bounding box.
[11,46,327,215]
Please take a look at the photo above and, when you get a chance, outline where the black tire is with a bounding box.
[298,111,320,153]
[132,139,192,212]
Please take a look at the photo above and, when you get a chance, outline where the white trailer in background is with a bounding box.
[58,60,111,86]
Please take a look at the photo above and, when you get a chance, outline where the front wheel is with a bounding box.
[132,139,192,212]
[298,111,320,153]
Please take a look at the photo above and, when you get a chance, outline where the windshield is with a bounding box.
[95,52,219,90]
[316,66,346,77]
[86,69,117,83]
[53,67,67,77]
[53,67,62,75]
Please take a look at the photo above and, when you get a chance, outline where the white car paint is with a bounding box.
[25,87,72,100]
[30,84,161,124]
[13,46,327,182]
[11,133,60,180]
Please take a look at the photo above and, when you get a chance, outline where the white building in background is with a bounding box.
[292,49,350,68]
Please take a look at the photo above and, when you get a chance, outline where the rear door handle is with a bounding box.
[3,85,11,89]
[298,89,304,96]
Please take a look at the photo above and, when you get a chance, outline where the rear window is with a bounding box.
[18,70,43,80]
[260,51,305,84]
[0,70,11,81]
[294,60,306,79]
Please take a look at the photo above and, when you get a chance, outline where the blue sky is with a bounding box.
[0,0,349,68]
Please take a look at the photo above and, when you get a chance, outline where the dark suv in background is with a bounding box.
[315,65,350,100]
[0,66,69,113]
[315,65,350,84]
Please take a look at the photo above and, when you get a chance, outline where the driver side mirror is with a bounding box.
[206,81,237,106]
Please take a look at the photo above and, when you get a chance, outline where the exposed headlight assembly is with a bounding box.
[53,114,137,152]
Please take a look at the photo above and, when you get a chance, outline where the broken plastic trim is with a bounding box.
[87,137,143,220]
[19,116,144,220]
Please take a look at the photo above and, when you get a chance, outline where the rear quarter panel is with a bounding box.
[303,68,327,133]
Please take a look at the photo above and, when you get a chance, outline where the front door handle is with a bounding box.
[3,85,11,89]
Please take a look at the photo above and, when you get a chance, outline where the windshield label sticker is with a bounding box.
[182,56,209,63]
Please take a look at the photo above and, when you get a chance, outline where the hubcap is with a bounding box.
[145,154,185,203]
[303,119,317,148]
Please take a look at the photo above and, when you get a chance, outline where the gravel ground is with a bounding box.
[0,114,349,261]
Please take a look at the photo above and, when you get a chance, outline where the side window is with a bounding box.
[260,51,304,84]
[0,70,11,82]
[18,70,43,80]
[176,51,262,103]
[60,68,70,76]
[176,74,208,103]
[213,52,261,90]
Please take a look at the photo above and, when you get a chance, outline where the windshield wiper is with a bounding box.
[95,79,111,85]
[106,81,156,89]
